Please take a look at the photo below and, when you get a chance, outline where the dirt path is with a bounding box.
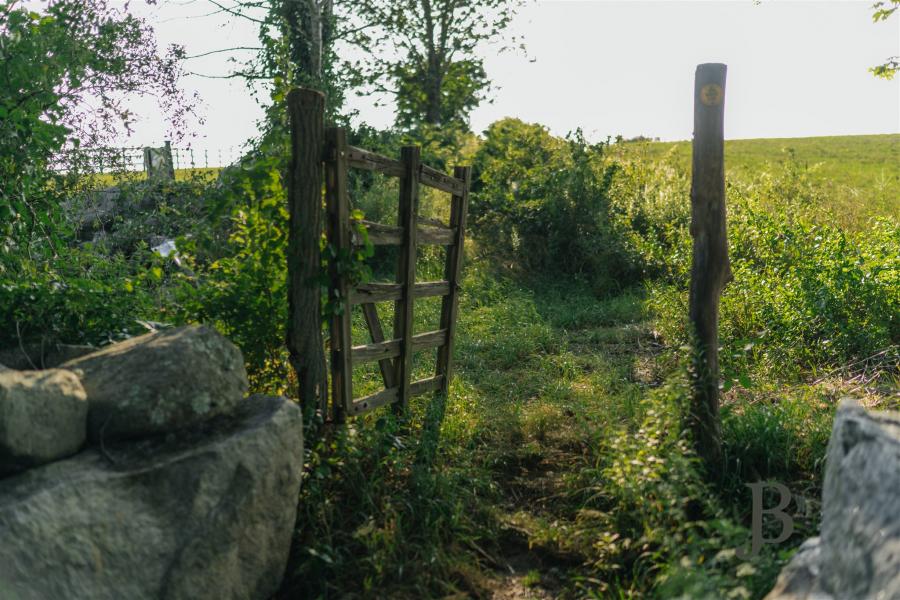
[473,321,663,599]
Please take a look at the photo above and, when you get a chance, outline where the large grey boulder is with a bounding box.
[62,325,248,442]
[766,399,900,600]
[0,394,304,600]
[0,368,88,476]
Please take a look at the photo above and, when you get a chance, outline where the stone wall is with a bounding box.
[0,326,304,599]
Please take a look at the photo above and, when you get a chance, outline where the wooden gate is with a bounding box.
[323,128,471,421]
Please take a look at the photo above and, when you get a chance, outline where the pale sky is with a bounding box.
[123,0,900,153]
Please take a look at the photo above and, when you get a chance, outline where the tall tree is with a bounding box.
[281,0,334,84]
[347,0,524,130]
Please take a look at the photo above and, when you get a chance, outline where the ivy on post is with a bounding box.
[688,63,731,472]
[286,88,328,417]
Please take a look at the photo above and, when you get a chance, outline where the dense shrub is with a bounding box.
[171,146,292,395]
[0,246,162,349]
[610,149,899,378]
[470,119,639,286]
[605,146,692,280]
[647,204,898,379]
[75,178,212,252]
[0,0,192,363]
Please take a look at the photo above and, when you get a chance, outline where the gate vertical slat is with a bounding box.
[436,166,471,395]
[325,127,353,423]
[394,146,422,411]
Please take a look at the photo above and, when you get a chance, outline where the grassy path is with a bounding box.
[282,270,813,598]
[281,274,665,598]
[456,284,662,598]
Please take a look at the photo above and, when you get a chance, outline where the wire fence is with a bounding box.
[172,146,244,170]
[51,143,245,175]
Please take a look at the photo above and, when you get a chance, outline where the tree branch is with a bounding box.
[185,46,263,59]
[202,0,266,24]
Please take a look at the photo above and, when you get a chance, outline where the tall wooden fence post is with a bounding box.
[688,63,730,471]
[286,88,328,416]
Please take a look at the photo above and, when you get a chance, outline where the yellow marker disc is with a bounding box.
[700,83,723,106]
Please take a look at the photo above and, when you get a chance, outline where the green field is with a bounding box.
[614,134,900,227]
[85,167,221,188]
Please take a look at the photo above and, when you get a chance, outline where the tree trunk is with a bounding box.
[688,63,730,471]
[282,0,325,83]
[424,54,443,125]
[422,0,443,126]
[286,88,327,415]
[307,0,323,79]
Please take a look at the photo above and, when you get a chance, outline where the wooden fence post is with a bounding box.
[286,88,328,415]
[688,63,730,471]
[163,141,175,179]
[394,146,422,412]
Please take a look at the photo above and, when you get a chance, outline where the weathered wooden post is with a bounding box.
[143,142,175,181]
[163,141,176,178]
[688,63,730,470]
[286,88,328,415]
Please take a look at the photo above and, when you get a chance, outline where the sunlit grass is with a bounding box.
[612,134,900,229]
[81,167,222,187]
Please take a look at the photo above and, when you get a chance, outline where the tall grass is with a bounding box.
[611,144,899,381]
